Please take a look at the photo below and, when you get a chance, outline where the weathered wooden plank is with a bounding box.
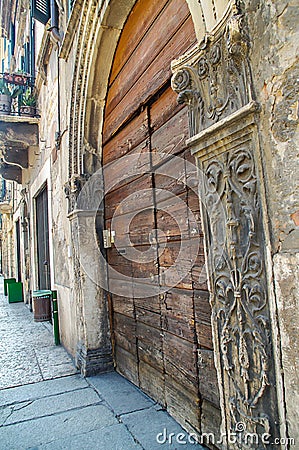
[159,240,196,291]
[139,361,165,406]
[115,346,139,386]
[163,331,198,381]
[106,0,191,117]
[113,312,136,341]
[109,0,169,84]
[159,239,192,267]
[132,279,160,299]
[112,295,134,318]
[195,322,213,350]
[161,289,195,342]
[154,172,186,199]
[135,307,161,329]
[187,190,202,231]
[162,313,195,342]
[137,321,164,370]
[194,290,213,350]
[105,174,153,219]
[162,288,194,315]
[160,265,193,291]
[108,247,133,277]
[103,16,196,142]
[133,292,160,313]
[165,375,201,432]
[197,348,220,407]
[150,86,185,132]
[131,249,159,279]
[114,331,136,355]
[191,253,209,290]
[151,108,189,163]
[194,290,211,323]
[201,400,222,445]
[103,110,148,162]
[108,276,134,298]
[156,193,190,241]
[106,207,155,248]
[103,142,151,199]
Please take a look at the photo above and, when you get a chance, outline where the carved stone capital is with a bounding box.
[171,1,252,137]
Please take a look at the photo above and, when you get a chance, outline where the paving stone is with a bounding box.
[40,422,142,450]
[35,347,78,380]
[3,387,101,425]
[0,403,117,450]
[0,375,88,407]
[0,407,12,427]
[88,372,155,415]
[120,405,205,450]
[0,286,77,390]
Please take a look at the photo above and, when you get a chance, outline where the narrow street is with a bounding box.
[0,279,204,449]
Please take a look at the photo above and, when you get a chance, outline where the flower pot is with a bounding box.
[0,94,11,114]
[20,105,36,116]
[13,75,28,85]
[3,73,13,83]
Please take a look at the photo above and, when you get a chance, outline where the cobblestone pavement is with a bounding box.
[0,278,205,449]
[0,278,77,389]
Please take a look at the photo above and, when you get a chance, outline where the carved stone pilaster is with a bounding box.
[68,208,113,377]
[172,2,280,448]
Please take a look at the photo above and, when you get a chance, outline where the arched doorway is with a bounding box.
[101,0,220,435]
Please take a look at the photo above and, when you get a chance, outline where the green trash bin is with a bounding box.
[8,282,23,303]
[4,278,16,296]
[32,290,52,322]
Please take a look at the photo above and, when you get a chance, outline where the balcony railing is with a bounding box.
[0,72,38,117]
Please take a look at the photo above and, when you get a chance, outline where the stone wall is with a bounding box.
[245,0,299,442]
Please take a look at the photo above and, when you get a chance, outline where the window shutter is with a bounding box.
[31,0,50,25]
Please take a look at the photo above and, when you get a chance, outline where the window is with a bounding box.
[31,0,50,25]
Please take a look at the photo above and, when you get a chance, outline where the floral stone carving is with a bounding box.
[202,141,279,444]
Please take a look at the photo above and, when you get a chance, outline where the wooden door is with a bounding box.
[102,0,219,432]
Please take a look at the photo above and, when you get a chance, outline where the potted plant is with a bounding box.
[20,89,37,115]
[0,78,12,114]
[0,79,23,114]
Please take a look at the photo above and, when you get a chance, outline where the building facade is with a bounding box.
[0,0,298,448]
